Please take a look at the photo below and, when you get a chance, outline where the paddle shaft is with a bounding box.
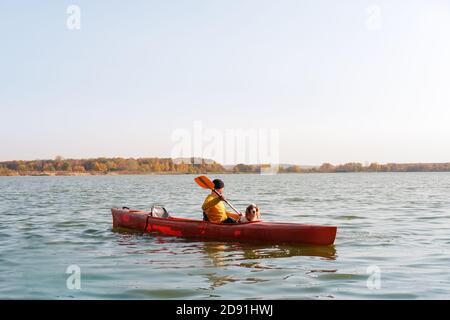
[212,189,242,216]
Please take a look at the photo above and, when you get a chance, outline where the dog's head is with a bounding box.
[245,203,260,222]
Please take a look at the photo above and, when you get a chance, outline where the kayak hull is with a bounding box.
[111,208,337,246]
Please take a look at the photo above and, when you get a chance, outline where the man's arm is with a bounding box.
[226,212,241,220]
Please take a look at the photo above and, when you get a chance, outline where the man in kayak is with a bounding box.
[202,179,241,223]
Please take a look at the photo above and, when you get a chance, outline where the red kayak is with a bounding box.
[112,208,337,246]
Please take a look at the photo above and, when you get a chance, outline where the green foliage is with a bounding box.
[61,162,72,171]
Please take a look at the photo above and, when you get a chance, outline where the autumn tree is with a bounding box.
[287,165,301,173]
[319,163,335,173]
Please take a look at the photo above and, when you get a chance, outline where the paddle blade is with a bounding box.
[195,175,215,190]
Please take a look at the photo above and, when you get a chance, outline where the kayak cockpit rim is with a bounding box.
[112,208,259,225]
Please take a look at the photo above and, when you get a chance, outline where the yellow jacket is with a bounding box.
[202,193,240,223]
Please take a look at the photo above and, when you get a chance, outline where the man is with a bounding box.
[202,179,241,223]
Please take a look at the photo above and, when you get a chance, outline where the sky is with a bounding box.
[1,0,450,165]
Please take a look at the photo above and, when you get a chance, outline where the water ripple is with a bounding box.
[1,173,450,299]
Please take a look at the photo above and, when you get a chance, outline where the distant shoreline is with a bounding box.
[1,157,450,176]
[2,171,450,177]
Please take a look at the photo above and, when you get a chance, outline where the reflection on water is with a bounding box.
[113,229,338,291]
[114,228,337,262]
[202,273,237,290]
[199,241,337,290]
[200,241,337,264]
[112,229,337,291]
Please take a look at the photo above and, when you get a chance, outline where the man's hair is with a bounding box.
[213,179,224,189]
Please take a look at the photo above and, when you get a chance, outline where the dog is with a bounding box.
[244,203,261,222]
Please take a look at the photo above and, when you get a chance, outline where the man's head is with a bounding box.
[213,179,224,193]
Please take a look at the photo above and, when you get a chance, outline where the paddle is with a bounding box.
[195,175,242,216]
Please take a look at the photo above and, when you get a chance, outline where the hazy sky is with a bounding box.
[1,0,449,164]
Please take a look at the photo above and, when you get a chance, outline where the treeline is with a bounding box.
[313,162,450,173]
[231,164,302,173]
[0,157,226,176]
[223,162,450,173]
[1,158,450,176]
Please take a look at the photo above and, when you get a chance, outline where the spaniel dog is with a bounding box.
[244,203,261,222]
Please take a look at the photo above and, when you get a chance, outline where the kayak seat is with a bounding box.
[150,205,170,218]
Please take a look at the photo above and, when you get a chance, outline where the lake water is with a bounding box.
[1,173,449,299]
